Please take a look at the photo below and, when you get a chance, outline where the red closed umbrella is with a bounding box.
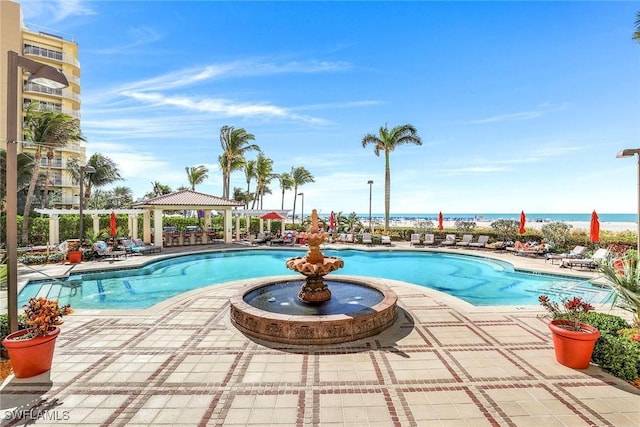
[329,211,335,230]
[438,211,444,230]
[110,212,117,238]
[519,211,526,235]
[590,210,600,243]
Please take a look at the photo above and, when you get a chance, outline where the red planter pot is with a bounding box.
[2,326,60,378]
[67,250,82,263]
[548,320,600,369]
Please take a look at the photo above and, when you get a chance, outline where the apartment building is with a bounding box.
[1,0,85,208]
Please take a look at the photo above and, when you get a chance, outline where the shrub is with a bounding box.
[490,219,520,241]
[541,221,573,249]
[455,221,476,233]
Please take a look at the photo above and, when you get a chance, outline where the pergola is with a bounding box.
[132,190,245,245]
[35,208,145,246]
[230,209,291,241]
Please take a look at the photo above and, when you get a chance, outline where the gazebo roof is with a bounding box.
[133,189,245,209]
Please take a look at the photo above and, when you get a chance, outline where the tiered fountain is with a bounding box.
[230,209,398,345]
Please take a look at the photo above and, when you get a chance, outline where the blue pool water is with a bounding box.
[18,249,613,309]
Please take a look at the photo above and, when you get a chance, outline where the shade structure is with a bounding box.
[110,212,117,237]
[438,212,444,230]
[519,211,526,235]
[590,210,600,243]
[329,211,335,230]
[260,211,286,220]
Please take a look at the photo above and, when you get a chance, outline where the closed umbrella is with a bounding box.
[438,211,444,230]
[519,211,526,235]
[110,212,117,238]
[329,211,335,231]
[590,210,600,243]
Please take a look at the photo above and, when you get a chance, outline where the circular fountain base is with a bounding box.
[230,276,398,345]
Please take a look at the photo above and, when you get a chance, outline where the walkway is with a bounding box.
[1,244,639,426]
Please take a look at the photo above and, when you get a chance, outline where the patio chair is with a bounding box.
[380,235,392,245]
[441,234,456,246]
[121,239,143,255]
[92,241,126,261]
[362,233,373,246]
[455,234,473,247]
[560,248,609,270]
[133,238,162,254]
[423,234,435,245]
[253,232,267,245]
[410,233,422,246]
[545,245,586,264]
[469,235,490,249]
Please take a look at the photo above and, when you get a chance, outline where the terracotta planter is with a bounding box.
[548,320,600,369]
[67,250,82,263]
[2,326,60,378]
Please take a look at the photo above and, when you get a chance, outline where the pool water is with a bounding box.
[18,249,613,309]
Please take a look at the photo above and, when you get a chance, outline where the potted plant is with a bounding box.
[1,297,72,378]
[539,295,601,369]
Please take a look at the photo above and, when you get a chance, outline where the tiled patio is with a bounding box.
[1,245,639,426]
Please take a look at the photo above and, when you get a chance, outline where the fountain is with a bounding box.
[230,209,398,344]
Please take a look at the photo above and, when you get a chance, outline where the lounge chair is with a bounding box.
[253,232,267,245]
[545,245,586,264]
[344,233,355,244]
[456,234,473,247]
[282,232,295,245]
[561,248,609,270]
[423,234,435,245]
[121,239,144,255]
[516,242,548,257]
[133,238,162,254]
[410,233,422,246]
[485,240,507,250]
[441,234,456,246]
[469,235,490,248]
[362,233,373,246]
[92,241,126,261]
[380,235,392,245]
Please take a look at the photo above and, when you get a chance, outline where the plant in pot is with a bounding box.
[539,295,601,369]
[1,297,72,378]
[599,253,640,338]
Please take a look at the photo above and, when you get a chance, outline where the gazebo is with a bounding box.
[132,190,245,246]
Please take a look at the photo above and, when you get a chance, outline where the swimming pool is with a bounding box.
[18,249,612,309]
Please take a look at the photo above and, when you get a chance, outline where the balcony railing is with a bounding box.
[24,82,63,97]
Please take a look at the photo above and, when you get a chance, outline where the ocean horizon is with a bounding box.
[349,213,638,223]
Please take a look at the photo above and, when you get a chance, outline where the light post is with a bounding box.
[78,165,96,246]
[367,180,374,232]
[616,148,640,251]
[6,51,68,333]
[298,192,304,225]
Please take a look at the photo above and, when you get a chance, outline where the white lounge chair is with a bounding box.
[423,234,435,245]
[362,233,373,246]
[410,233,422,246]
[560,248,609,270]
[469,235,489,249]
[545,245,586,264]
[456,234,473,247]
[381,235,392,245]
[441,234,456,246]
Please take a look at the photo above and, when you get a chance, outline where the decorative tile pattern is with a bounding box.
[1,277,638,426]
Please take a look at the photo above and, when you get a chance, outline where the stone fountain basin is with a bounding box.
[230,275,398,345]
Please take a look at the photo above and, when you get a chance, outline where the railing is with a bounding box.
[23,82,63,97]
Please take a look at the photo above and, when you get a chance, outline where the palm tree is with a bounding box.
[361,123,422,230]
[277,172,294,210]
[290,166,314,224]
[145,181,172,199]
[68,153,122,207]
[244,159,256,208]
[252,153,275,209]
[633,11,640,43]
[185,165,209,190]
[218,125,259,199]
[0,150,35,214]
[21,105,84,244]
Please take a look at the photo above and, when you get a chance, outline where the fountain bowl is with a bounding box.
[230,275,398,345]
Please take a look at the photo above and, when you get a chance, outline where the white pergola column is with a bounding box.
[153,208,164,247]
[204,209,211,230]
[129,214,138,239]
[224,209,233,243]
[143,209,151,243]
[235,215,240,240]
[92,214,100,237]
[48,214,59,246]
[281,220,285,236]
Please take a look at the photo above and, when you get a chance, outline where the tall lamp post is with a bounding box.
[298,192,304,226]
[367,180,374,232]
[6,51,69,333]
[616,148,640,251]
[78,165,96,246]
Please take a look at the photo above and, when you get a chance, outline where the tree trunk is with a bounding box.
[21,149,43,245]
[42,151,53,208]
[384,151,391,231]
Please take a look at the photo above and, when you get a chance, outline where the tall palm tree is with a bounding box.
[185,165,209,190]
[244,159,256,207]
[0,150,35,214]
[633,11,640,43]
[290,166,314,224]
[218,125,259,199]
[277,172,294,210]
[252,153,275,209]
[361,123,422,230]
[69,153,122,207]
[145,181,172,199]
[21,105,84,244]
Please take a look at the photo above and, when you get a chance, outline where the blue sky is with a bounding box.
[17,0,640,216]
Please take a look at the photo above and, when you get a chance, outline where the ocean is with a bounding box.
[356,213,637,223]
